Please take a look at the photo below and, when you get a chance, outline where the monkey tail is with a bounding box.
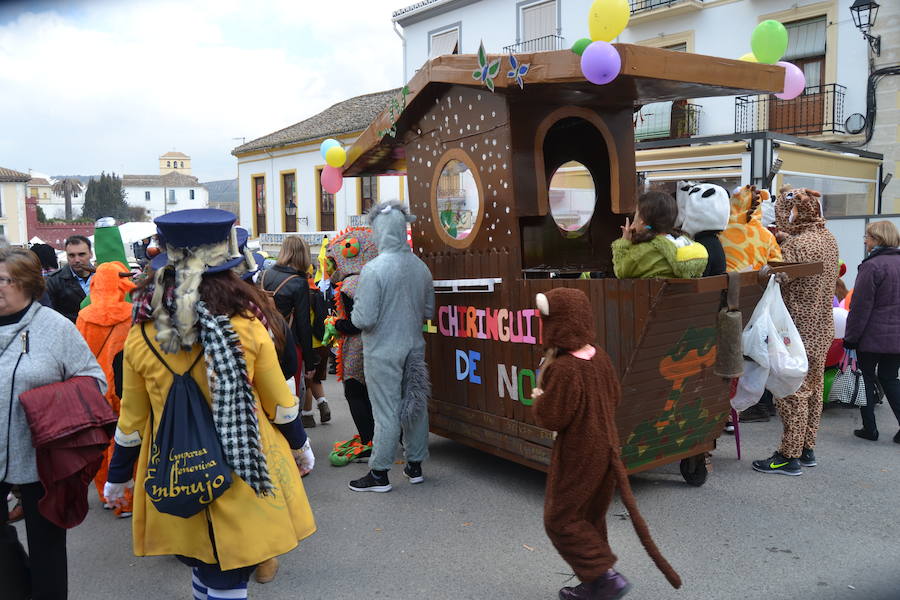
[612,453,682,589]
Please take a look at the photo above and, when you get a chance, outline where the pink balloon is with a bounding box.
[580,41,621,85]
[321,165,343,194]
[775,61,805,100]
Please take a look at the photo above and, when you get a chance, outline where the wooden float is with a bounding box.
[342,45,818,484]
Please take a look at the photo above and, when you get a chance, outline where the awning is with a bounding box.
[636,142,746,181]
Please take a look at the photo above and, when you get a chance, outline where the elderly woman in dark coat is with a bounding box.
[0,247,105,599]
[844,221,900,443]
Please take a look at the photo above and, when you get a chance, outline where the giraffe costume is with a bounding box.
[719,185,782,272]
[773,188,839,458]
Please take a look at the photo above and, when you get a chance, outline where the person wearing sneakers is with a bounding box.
[752,189,839,476]
[325,226,380,465]
[348,202,434,493]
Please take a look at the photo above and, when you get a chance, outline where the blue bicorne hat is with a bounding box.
[150,208,253,273]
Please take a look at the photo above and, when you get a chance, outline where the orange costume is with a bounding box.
[75,262,135,514]
[720,185,782,272]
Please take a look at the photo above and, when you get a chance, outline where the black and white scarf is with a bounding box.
[196,301,273,496]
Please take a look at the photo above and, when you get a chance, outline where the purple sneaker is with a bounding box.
[590,570,631,600]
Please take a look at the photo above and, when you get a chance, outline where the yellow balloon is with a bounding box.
[738,52,758,63]
[588,0,630,43]
[325,145,346,168]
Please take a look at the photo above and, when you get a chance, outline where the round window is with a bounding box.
[548,161,595,237]
[433,154,482,245]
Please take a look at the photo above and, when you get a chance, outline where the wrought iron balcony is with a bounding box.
[735,83,846,136]
[630,0,702,13]
[503,34,564,54]
[633,101,701,142]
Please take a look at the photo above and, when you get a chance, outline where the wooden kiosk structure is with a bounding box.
[343,46,816,484]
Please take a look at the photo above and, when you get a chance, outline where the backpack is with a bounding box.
[141,324,232,518]
[259,269,299,326]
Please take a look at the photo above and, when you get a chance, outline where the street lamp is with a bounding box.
[850,0,881,57]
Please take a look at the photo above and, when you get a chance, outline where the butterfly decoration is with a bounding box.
[472,41,501,92]
[507,52,529,90]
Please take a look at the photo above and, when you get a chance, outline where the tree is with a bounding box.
[125,204,150,222]
[81,172,129,221]
[51,178,84,221]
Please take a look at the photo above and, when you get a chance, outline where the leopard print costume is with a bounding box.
[719,185,782,272]
[773,188,839,458]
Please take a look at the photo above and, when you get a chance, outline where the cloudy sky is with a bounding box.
[0,0,404,181]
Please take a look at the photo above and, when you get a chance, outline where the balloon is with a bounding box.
[775,61,806,100]
[571,38,592,56]
[321,166,343,194]
[320,138,340,161]
[325,145,346,168]
[581,41,621,85]
[751,20,788,64]
[588,0,630,43]
[738,52,758,63]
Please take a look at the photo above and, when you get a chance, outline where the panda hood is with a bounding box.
[677,183,730,237]
[535,288,595,352]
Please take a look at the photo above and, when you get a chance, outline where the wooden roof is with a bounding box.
[343,45,784,176]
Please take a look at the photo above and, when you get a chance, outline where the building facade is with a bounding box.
[122,171,209,220]
[232,90,407,236]
[159,151,192,175]
[392,0,896,285]
[0,167,30,244]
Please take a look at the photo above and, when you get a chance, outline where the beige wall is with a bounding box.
[867,0,900,213]
[159,156,192,175]
[0,182,27,244]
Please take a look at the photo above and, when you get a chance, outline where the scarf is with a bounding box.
[196,301,273,496]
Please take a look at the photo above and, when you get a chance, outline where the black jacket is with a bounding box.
[259,265,316,372]
[694,231,727,277]
[44,267,88,323]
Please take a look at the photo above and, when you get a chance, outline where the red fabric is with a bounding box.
[18,376,116,528]
[825,338,844,368]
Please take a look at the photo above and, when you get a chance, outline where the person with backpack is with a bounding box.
[259,236,318,408]
[103,209,315,600]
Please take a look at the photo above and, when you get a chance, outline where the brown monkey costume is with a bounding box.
[533,288,681,600]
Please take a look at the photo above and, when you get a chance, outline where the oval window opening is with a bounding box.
[549,161,595,237]
[436,159,480,240]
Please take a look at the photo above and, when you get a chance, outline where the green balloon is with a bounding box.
[751,20,788,64]
[571,38,592,56]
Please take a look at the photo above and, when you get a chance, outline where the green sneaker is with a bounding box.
[752,451,802,476]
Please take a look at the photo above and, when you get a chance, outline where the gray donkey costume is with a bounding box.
[349,201,434,492]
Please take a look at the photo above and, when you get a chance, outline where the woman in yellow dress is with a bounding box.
[103,209,315,600]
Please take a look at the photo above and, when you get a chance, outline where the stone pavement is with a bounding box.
[13,378,900,599]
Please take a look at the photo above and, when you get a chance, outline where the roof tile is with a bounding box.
[232,89,399,156]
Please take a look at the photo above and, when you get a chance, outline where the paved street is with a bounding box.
[16,378,899,600]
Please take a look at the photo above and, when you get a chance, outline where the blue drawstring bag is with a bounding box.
[141,324,232,518]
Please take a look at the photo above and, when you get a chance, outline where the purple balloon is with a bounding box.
[775,61,805,100]
[580,41,621,85]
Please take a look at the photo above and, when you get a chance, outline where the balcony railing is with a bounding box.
[630,0,701,13]
[634,101,701,141]
[735,83,846,136]
[503,34,564,54]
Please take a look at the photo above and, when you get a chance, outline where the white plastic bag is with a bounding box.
[765,278,808,398]
[731,277,775,410]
